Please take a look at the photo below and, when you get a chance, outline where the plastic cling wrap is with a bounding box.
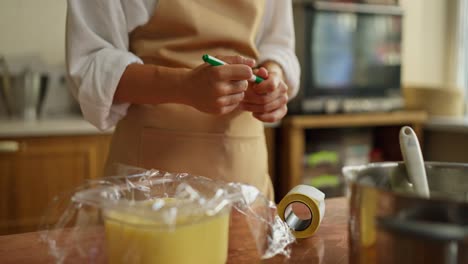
[40,166,295,263]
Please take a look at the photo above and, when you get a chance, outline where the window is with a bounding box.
[459,0,468,94]
[445,0,467,115]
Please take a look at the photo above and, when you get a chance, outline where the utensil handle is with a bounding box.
[399,126,430,197]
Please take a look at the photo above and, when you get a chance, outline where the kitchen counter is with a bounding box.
[0,197,348,263]
[0,117,280,138]
[0,117,113,137]
[6,113,466,138]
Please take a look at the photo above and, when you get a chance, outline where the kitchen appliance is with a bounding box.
[0,56,49,120]
[12,68,48,120]
[343,162,468,264]
[0,57,13,118]
[290,0,404,114]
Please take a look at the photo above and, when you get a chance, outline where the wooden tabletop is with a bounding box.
[0,198,348,264]
[283,111,428,129]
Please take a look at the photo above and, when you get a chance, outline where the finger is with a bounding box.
[229,80,248,94]
[253,105,288,123]
[216,92,245,107]
[216,80,248,96]
[251,77,279,94]
[218,104,240,115]
[242,89,279,104]
[254,67,269,79]
[211,64,254,81]
[243,82,288,104]
[241,94,288,113]
[215,55,256,67]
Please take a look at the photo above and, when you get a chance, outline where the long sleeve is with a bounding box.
[66,0,144,130]
[256,0,301,99]
[66,0,300,131]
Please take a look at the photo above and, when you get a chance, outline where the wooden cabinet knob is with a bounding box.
[0,141,20,153]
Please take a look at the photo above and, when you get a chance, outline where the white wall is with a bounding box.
[0,0,67,66]
[400,0,448,87]
[0,0,459,87]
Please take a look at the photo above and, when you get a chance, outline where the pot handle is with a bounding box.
[378,215,468,264]
[377,216,468,242]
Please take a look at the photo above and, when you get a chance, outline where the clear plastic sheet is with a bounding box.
[40,165,295,263]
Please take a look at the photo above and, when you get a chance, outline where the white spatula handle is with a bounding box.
[399,126,430,197]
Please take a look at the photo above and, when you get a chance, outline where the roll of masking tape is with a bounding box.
[277,185,325,239]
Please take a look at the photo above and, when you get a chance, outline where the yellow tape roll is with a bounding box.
[277,185,325,239]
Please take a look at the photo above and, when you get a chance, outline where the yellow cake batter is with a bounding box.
[104,201,230,264]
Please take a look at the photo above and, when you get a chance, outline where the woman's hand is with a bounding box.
[240,62,289,123]
[181,55,256,115]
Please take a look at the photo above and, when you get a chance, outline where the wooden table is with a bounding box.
[0,198,348,263]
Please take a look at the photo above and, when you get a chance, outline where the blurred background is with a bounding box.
[0,0,467,235]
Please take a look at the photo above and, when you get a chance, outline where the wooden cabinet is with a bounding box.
[0,135,112,235]
[277,111,428,199]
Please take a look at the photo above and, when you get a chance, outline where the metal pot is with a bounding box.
[343,162,468,264]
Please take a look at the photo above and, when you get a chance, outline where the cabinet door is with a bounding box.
[0,135,111,235]
[0,140,20,234]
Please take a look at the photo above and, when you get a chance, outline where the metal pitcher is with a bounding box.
[0,57,13,117]
[13,68,48,120]
[0,61,48,120]
[343,162,468,264]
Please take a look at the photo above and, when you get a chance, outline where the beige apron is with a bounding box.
[105,0,273,200]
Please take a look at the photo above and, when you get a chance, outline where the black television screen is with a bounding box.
[305,7,402,97]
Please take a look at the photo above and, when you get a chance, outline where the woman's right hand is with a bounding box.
[181,55,256,115]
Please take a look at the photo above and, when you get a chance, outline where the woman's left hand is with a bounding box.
[240,64,289,123]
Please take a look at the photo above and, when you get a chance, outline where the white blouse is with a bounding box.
[66,0,300,130]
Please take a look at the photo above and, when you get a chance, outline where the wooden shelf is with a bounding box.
[278,111,428,199]
[284,111,428,129]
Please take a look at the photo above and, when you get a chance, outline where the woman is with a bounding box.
[66,0,300,200]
